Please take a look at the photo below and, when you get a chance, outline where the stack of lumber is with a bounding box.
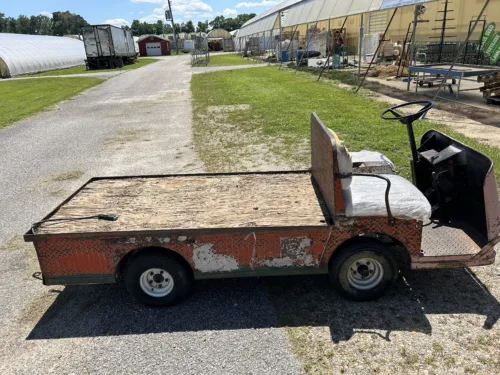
[478,72,500,99]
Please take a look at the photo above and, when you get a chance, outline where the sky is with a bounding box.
[1,0,280,27]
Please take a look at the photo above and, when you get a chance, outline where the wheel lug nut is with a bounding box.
[158,284,162,288]
[367,261,371,265]
[150,272,154,276]
[356,262,360,266]
[160,271,164,274]
[149,280,153,284]
[353,271,357,274]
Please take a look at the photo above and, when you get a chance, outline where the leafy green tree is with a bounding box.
[38,15,52,35]
[196,20,209,33]
[16,15,31,34]
[29,15,40,34]
[131,19,141,35]
[209,13,256,32]
[209,16,226,30]
[184,20,195,33]
[0,13,7,32]
[7,17,17,33]
[155,20,164,34]
[52,11,88,36]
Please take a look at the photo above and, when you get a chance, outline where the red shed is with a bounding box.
[138,35,170,57]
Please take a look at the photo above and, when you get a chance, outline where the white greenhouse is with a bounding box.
[0,33,87,78]
[235,0,437,55]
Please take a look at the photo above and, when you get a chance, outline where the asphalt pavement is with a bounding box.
[0,55,299,374]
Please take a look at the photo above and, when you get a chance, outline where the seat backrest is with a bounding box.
[327,129,352,190]
[310,113,351,217]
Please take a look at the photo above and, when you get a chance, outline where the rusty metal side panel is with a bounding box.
[320,217,422,267]
[32,227,332,282]
[484,167,500,241]
[310,112,337,219]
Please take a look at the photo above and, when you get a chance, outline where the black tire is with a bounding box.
[123,251,192,306]
[429,82,434,87]
[419,81,424,87]
[329,240,398,301]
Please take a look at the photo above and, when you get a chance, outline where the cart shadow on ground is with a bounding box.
[27,268,499,342]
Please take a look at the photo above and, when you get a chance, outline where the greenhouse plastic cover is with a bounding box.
[0,33,86,77]
[343,174,432,222]
[238,0,436,37]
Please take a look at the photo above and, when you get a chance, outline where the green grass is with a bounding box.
[207,54,257,66]
[191,66,500,180]
[0,77,103,128]
[26,58,158,77]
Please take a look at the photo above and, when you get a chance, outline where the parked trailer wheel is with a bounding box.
[123,252,192,306]
[329,240,398,301]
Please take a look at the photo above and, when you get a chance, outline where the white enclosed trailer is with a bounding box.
[82,25,137,69]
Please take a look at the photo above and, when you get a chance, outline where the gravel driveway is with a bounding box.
[0,55,299,374]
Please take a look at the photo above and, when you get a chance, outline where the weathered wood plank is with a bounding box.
[37,173,329,234]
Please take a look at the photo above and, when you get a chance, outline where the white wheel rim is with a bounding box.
[347,257,384,291]
[139,268,174,298]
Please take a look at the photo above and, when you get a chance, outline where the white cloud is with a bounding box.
[38,11,52,17]
[235,1,279,8]
[223,8,237,17]
[105,18,130,27]
[130,0,163,3]
[139,0,213,23]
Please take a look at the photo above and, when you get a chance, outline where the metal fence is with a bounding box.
[191,35,210,66]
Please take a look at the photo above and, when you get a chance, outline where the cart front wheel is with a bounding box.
[329,240,398,301]
[124,251,192,306]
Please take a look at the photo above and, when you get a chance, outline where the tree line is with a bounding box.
[0,11,88,36]
[127,14,255,36]
[0,11,256,37]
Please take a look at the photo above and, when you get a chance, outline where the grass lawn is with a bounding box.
[191,66,500,180]
[0,77,103,128]
[26,58,158,77]
[207,54,257,66]
[191,66,500,375]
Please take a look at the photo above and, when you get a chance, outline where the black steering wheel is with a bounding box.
[380,100,434,124]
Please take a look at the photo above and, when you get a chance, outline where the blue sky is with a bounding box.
[2,0,279,27]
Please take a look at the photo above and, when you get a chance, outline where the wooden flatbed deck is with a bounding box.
[36,173,330,235]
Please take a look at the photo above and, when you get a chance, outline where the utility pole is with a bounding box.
[165,0,179,55]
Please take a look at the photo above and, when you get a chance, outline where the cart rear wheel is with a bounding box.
[329,240,398,301]
[123,252,192,306]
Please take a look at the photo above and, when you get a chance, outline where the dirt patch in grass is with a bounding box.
[193,109,307,172]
